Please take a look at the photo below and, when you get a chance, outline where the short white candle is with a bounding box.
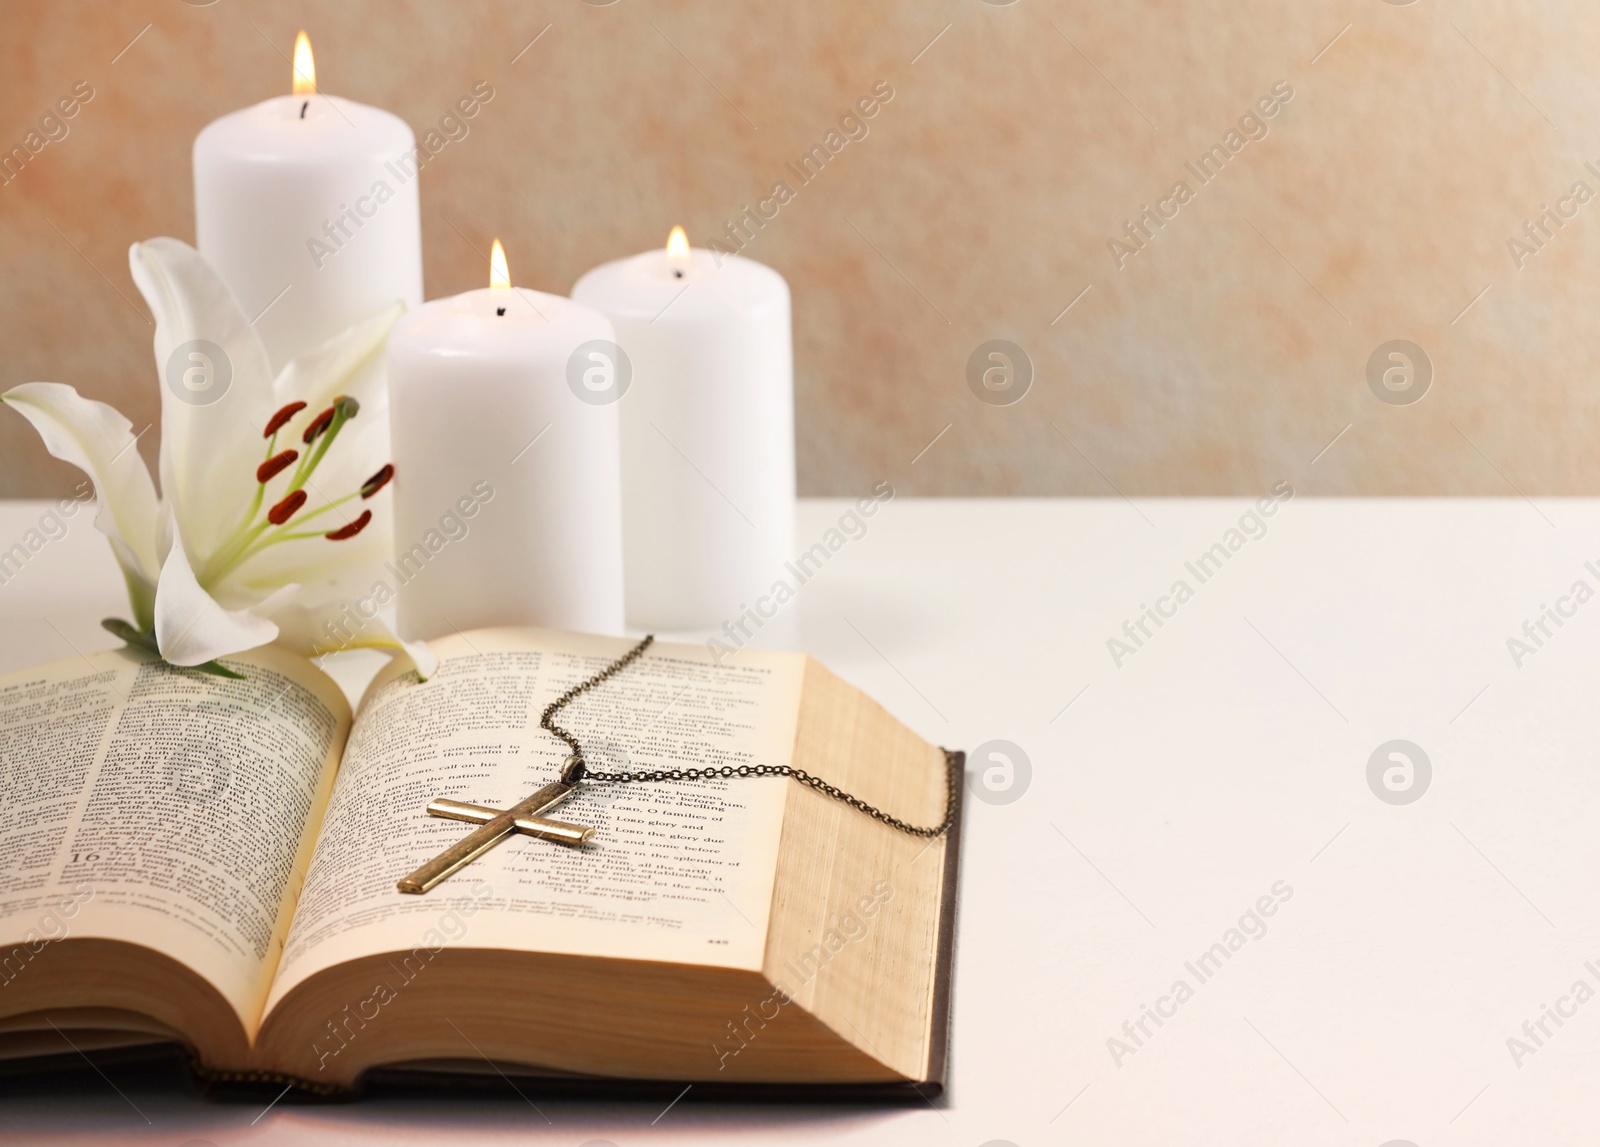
[388,241,625,639]
[572,229,794,630]
[193,32,422,369]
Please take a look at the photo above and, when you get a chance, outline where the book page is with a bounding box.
[265,629,803,1015]
[0,646,349,1034]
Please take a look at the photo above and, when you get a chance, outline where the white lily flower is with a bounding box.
[3,237,436,677]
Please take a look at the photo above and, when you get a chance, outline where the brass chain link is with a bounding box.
[542,635,957,838]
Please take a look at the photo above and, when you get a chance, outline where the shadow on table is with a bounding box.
[0,1046,940,1141]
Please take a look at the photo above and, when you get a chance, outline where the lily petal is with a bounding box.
[273,300,403,413]
[267,301,403,496]
[2,382,161,629]
[154,522,278,666]
[129,238,277,567]
[265,594,439,678]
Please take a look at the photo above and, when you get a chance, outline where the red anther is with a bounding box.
[301,406,337,444]
[360,464,395,499]
[256,449,299,484]
[267,489,308,526]
[325,510,372,541]
[263,401,307,438]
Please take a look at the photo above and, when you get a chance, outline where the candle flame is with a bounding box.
[489,239,511,289]
[666,226,690,260]
[292,31,316,96]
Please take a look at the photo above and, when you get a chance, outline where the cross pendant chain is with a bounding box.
[397,781,595,894]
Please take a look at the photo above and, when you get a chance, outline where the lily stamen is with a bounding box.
[286,395,359,494]
[302,406,336,444]
[256,449,298,484]
[263,400,307,438]
[361,464,394,498]
[205,397,372,580]
[267,489,308,525]
[325,510,372,541]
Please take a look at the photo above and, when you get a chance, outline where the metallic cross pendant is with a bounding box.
[397,780,595,894]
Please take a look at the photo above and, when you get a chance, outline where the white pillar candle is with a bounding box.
[193,32,422,370]
[388,241,625,639]
[572,229,794,630]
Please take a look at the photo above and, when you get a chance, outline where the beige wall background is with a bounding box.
[2,0,1597,498]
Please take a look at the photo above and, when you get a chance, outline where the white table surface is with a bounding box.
[2,494,1598,1145]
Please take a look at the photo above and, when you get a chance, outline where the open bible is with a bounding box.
[0,628,961,1097]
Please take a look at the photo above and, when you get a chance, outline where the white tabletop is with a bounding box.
[2,495,1596,1145]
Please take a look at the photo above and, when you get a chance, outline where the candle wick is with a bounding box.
[496,307,506,316]
[300,100,309,119]
[674,269,683,279]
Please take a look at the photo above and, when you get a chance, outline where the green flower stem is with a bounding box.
[197,431,284,583]
[271,489,359,529]
[285,403,353,497]
[258,527,342,543]
[225,491,361,565]
[237,431,277,530]
[199,517,273,584]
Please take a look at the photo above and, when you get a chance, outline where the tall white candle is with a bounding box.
[572,230,794,630]
[193,32,422,370]
[388,241,625,639]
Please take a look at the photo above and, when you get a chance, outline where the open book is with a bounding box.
[0,628,961,1097]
